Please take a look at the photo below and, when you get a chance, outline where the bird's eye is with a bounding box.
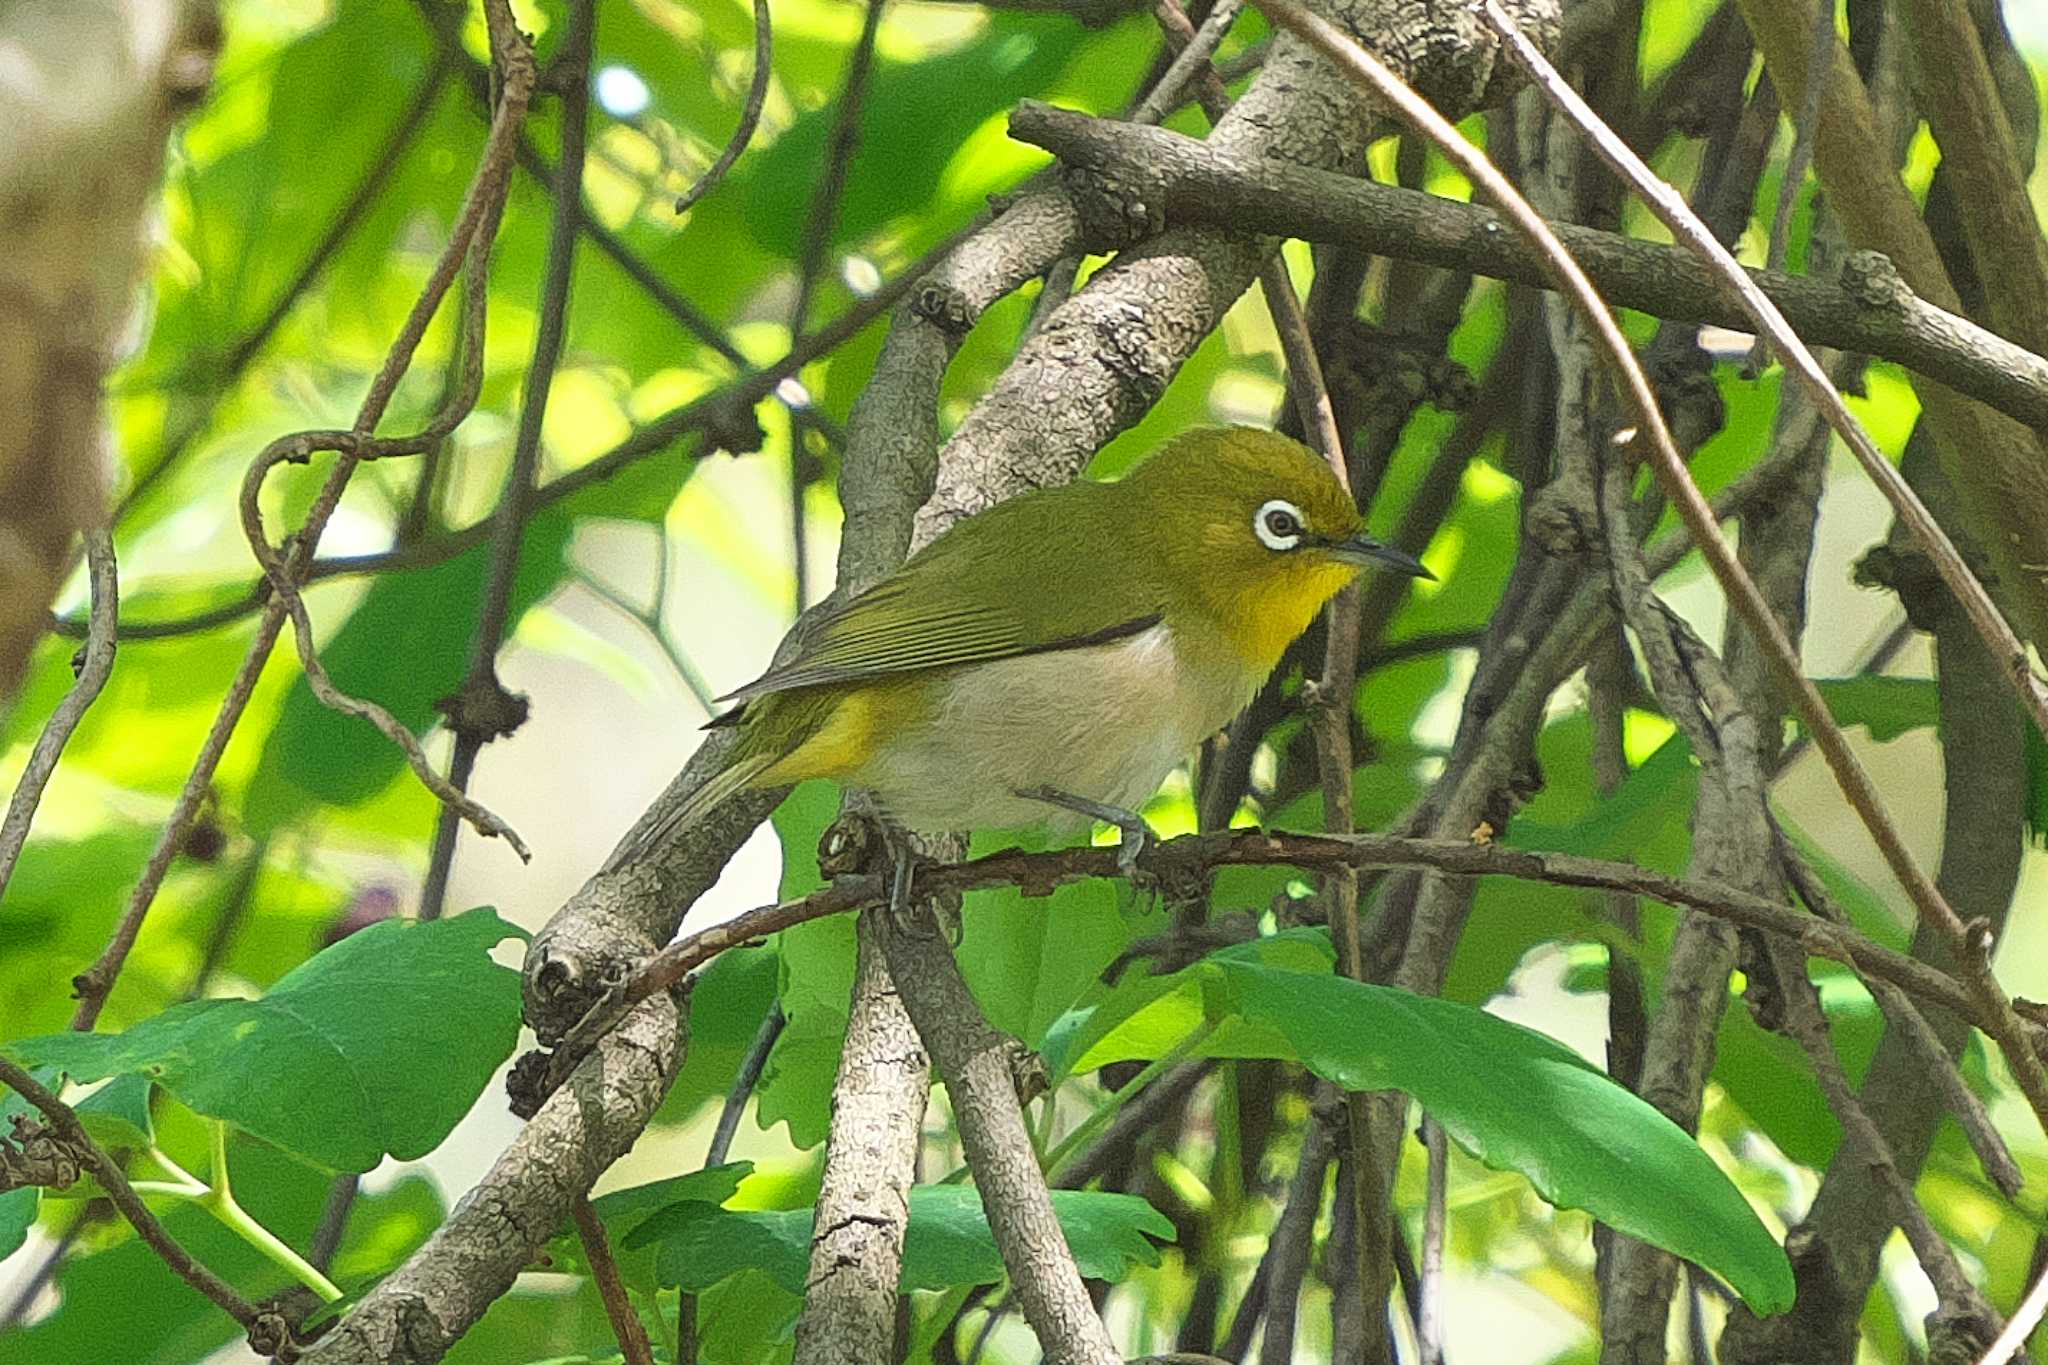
[1254,499,1306,551]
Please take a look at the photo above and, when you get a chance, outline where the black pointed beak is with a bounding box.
[1328,532,1434,579]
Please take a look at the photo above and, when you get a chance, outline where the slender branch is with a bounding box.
[571,1195,657,1365]
[1249,0,2048,1138]
[0,1057,263,1341]
[673,0,771,214]
[529,827,2002,1096]
[419,0,595,918]
[65,0,536,1032]
[0,528,117,898]
[1261,248,1395,1359]
[1778,840,2024,1198]
[709,1003,783,1165]
[1129,0,1244,124]
[1253,1093,1337,1365]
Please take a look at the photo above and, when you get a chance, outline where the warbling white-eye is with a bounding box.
[665,426,1431,869]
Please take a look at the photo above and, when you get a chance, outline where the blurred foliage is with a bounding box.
[1,0,2046,1362]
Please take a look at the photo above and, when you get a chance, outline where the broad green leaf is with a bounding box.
[5,909,525,1172]
[73,1074,156,1151]
[628,1185,1174,1294]
[1063,947,1794,1314]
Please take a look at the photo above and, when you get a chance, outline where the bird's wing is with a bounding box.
[714,483,1163,709]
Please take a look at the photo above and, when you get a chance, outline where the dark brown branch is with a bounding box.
[1004,104,2048,433]
[673,0,771,214]
[571,1195,656,1365]
[529,827,2002,1096]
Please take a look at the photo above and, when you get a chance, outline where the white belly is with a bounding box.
[850,623,1255,835]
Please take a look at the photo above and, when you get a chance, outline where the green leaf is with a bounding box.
[4,909,525,1172]
[0,1188,34,1262]
[73,1074,156,1150]
[628,1185,1173,1294]
[1811,676,1940,742]
[957,823,1164,1047]
[1062,947,1795,1314]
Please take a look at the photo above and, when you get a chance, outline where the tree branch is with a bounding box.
[1004,104,2048,433]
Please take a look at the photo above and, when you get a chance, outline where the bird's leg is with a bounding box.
[879,821,919,917]
[1016,785,1155,881]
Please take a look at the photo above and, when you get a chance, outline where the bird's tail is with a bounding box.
[613,749,778,870]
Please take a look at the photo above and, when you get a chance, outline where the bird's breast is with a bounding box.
[847,622,1262,834]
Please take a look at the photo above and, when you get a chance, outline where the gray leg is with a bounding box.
[1016,785,1154,879]
[880,823,919,914]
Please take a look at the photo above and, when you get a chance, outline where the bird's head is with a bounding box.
[1124,427,1433,667]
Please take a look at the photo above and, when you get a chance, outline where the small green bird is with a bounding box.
[667,426,1430,859]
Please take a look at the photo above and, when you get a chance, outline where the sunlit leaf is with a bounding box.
[5,909,525,1172]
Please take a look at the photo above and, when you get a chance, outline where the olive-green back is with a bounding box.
[717,478,1161,707]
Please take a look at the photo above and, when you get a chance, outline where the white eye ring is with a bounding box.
[1254,499,1306,551]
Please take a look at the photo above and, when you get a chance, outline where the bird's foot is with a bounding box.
[1017,786,1156,883]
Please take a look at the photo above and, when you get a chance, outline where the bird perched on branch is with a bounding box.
[662,426,1430,881]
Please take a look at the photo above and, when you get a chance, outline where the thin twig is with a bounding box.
[1768,937,2007,1336]
[674,0,772,214]
[571,1195,657,1365]
[66,0,537,1032]
[0,528,117,899]
[528,826,1999,1101]
[419,0,596,918]
[1260,249,1395,1350]
[1778,839,2025,1198]
[1128,0,1244,123]
[1255,1093,1338,1365]
[0,1057,262,1338]
[1747,0,1833,369]
[710,1003,783,1164]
